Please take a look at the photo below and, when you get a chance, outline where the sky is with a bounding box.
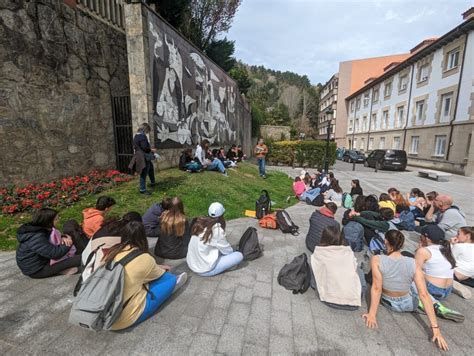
[227,0,472,84]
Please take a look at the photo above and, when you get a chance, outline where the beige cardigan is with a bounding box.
[311,245,361,306]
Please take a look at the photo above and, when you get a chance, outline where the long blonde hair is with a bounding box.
[160,197,186,237]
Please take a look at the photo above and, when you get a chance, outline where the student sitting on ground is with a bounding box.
[227,144,238,162]
[305,202,340,252]
[104,221,187,330]
[16,208,82,278]
[311,226,365,310]
[154,197,193,259]
[237,145,246,161]
[186,202,243,276]
[179,148,201,173]
[423,195,466,239]
[389,189,410,214]
[293,177,321,203]
[362,230,449,351]
[406,188,426,218]
[451,226,474,297]
[350,179,363,196]
[195,140,228,176]
[378,193,396,215]
[342,196,366,252]
[82,196,116,238]
[422,191,438,218]
[143,198,172,237]
[324,179,343,207]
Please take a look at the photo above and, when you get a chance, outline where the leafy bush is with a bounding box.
[267,140,336,168]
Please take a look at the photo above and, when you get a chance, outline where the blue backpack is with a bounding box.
[369,233,387,255]
[396,211,416,231]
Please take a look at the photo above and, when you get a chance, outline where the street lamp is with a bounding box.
[324,109,334,173]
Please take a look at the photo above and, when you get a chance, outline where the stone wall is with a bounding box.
[0,0,129,185]
[260,125,291,141]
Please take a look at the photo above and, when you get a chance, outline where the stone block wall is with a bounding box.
[0,0,129,185]
[260,125,291,141]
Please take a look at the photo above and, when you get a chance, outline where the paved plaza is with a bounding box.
[0,162,473,355]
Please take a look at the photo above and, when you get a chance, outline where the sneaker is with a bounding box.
[149,183,157,187]
[140,190,152,195]
[222,172,228,177]
[262,175,267,179]
[453,281,472,299]
[305,197,312,205]
[433,302,465,323]
[172,272,188,294]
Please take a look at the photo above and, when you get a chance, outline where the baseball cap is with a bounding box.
[208,202,225,218]
[421,224,445,242]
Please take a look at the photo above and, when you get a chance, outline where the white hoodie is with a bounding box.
[186,223,233,273]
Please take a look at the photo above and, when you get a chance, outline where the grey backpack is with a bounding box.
[68,249,143,331]
[277,253,311,294]
[238,227,263,261]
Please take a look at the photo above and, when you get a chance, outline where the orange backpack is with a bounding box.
[259,213,278,229]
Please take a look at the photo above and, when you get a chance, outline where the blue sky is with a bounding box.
[227,0,472,84]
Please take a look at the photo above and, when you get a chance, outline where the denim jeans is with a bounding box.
[381,284,419,312]
[140,160,156,192]
[207,158,226,173]
[198,251,244,277]
[426,281,452,300]
[134,272,177,326]
[257,158,266,176]
[300,188,321,202]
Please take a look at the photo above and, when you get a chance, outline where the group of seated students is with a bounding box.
[292,170,350,207]
[16,196,244,330]
[178,140,246,176]
[304,182,472,351]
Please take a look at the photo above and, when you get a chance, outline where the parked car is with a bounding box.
[364,149,407,171]
[342,150,366,163]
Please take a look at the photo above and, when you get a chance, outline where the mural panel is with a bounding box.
[148,12,242,148]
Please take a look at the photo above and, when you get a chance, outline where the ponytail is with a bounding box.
[439,240,456,269]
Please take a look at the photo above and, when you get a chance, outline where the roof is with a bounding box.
[346,17,474,101]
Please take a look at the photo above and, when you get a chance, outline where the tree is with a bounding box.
[153,0,191,29]
[251,103,266,137]
[205,37,236,72]
[229,64,252,94]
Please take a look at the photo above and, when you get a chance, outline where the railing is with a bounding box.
[76,0,126,31]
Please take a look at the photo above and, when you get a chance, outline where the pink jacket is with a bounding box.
[49,228,76,265]
[293,181,306,197]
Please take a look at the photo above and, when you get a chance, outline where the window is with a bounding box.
[355,118,360,132]
[415,100,424,124]
[371,113,377,130]
[362,116,368,131]
[410,136,419,154]
[434,135,447,157]
[360,138,365,150]
[379,137,386,149]
[382,110,389,128]
[393,137,401,149]
[350,100,355,112]
[364,93,370,107]
[396,106,404,128]
[399,74,408,92]
[356,98,361,110]
[372,88,379,102]
[384,82,392,98]
[353,138,357,149]
[369,137,374,150]
[447,48,460,70]
[440,93,453,122]
[348,119,353,133]
[419,64,429,82]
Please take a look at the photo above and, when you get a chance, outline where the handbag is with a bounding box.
[144,152,155,161]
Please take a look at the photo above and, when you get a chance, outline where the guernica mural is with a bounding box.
[148,12,247,148]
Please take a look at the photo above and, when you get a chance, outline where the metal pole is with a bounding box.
[324,123,330,173]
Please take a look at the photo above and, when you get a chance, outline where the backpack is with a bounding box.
[369,233,387,255]
[396,210,416,231]
[238,227,263,261]
[277,253,311,294]
[69,249,144,331]
[256,190,271,219]
[342,193,353,209]
[259,213,278,229]
[311,194,325,207]
[275,209,299,235]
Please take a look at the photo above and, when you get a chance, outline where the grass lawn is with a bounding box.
[0,162,295,251]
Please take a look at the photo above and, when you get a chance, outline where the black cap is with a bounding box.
[421,225,445,242]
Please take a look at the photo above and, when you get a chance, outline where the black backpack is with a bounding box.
[311,194,325,207]
[275,209,299,235]
[238,227,263,261]
[256,190,271,219]
[277,253,311,294]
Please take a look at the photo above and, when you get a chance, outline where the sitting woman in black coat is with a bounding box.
[16,208,82,278]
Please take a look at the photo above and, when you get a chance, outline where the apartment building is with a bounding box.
[317,74,338,140]
[346,11,474,175]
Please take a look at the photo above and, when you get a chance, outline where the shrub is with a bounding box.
[267,140,336,168]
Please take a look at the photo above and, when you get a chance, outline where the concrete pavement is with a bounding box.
[0,163,473,355]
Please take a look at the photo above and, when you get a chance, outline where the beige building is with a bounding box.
[345,10,474,176]
[317,74,338,140]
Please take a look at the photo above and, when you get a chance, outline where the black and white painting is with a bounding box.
[148,13,240,148]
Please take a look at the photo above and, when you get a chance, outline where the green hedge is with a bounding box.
[267,140,336,168]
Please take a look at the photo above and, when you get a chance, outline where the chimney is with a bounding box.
[462,7,474,20]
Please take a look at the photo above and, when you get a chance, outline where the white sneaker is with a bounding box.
[222,172,228,177]
[172,272,188,294]
[453,281,472,299]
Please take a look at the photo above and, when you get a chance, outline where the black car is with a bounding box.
[364,149,407,171]
[342,150,366,163]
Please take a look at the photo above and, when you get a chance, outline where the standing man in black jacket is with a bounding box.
[129,123,157,195]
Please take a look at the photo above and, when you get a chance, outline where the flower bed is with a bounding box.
[1,170,133,215]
